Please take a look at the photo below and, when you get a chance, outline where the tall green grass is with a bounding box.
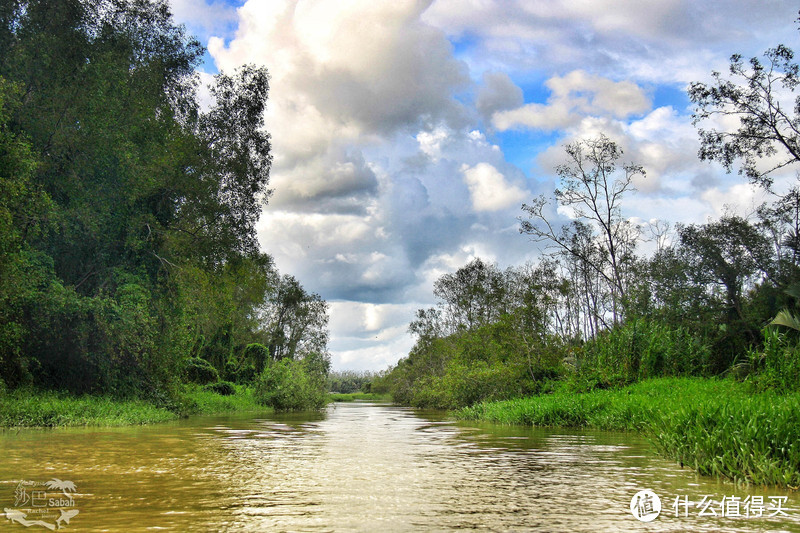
[649,392,800,486]
[574,319,710,388]
[747,327,800,392]
[0,385,270,428]
[457,378,800,487]
[182,384,267,414]
[0,389,177,427]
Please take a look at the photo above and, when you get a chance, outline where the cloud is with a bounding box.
[531,102,710,196]
[256,191,471,304]
[701,183,769,219]
[423,0,797,83]
[416,126,453,163]
[461,162,528,211]
[206,0,475,222]
[493,70,651,131]
[208,0,491,301]
[209,0,470,138]
[476,71,524,122]
[326,301,420,370]
[270,147,379,212]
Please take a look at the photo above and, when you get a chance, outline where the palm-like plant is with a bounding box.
[45,479,77,498]
[770,282,800,331]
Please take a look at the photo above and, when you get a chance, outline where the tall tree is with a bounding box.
[520,135,644,324]
[432,258,507,332]
[262,275,329,363]
[678,216,773,325]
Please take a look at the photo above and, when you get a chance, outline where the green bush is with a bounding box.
[224,357,256,384]
[254,359,326,411]
[410,360,524,409]
[203,381,236,396]
[243,343,270,374]
[184,357,219,385]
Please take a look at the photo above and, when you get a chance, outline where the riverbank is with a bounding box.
[0,385,269,428]
[456,377,800,488]
[0,387,392,428]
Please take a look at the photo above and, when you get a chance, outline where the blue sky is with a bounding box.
[170,0,799,371]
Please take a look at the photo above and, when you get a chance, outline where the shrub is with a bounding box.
[243,343,269,374]
[224,358,256,384]
[184,357,219,385]
[203,381,236,396]
[254,359,326,411]
[410,360,523,409]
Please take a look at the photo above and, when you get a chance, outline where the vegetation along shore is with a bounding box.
[456,378,800,488]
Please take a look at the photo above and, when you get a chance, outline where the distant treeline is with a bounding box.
[375,37,800,407]
[0,0,329,410]
[327,370,387,394]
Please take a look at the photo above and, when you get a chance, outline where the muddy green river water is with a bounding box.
[1,401,799,531]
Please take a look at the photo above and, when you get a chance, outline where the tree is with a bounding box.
[432,258,507,332]
[757,187,800,281]
[262,275,329,363]
[184,65,273,265]
[0,76,51,388]
[674,216,773,372]
[1,0,203,292]
[678,216,773,324]
[689,13,800,362]
[690,44,800,190]
[520,135,644,324]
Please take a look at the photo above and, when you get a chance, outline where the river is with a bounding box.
[1,401,798,531]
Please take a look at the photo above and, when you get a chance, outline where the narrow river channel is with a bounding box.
[1,402,799,531]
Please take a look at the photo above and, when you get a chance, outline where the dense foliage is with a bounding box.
[0,0,329,409]
[254,354,328,411]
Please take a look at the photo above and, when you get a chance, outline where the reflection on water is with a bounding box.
[1,402,799,531]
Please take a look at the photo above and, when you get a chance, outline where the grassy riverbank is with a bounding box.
[0,385,269,428]
[456,378,800,488]
[0,389,177,427]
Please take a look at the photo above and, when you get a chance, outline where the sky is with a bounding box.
[169,0,799,371]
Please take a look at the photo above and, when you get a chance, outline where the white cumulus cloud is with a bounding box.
[461,162,528,212]
[493,70,651,131]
